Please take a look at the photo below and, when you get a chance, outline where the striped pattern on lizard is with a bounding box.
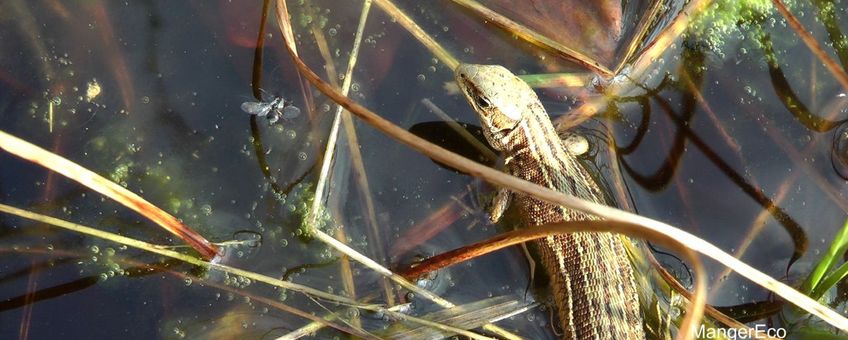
[455,64,644,339]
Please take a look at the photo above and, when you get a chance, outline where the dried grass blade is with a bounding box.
[273,3,848,331]
[399,220,706,339]
[0,130,218,259]
[307,0,387,319]
[646,243,781,339]
[4,203,486,339]
[383,296,535,339]
[421,99,498,163]
[0,203,374,328]
[772,0,848,91]
[614,0,665,74]
[450,0,613,78]
[372,0,459,69]
[275,3,519,339]
[626,0,712,82]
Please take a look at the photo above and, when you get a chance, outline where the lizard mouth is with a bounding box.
[456,73,492,112]
[456,76,478,106]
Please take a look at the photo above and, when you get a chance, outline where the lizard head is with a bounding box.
[455,64,536,151]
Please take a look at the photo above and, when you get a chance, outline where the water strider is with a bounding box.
[241,95,300,124]
[455,64,644,339]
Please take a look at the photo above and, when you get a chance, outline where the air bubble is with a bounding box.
[831,121,848,180]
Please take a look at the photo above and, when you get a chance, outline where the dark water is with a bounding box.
[0,0,847,338]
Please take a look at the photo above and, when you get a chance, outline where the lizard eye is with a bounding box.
[475,95,491,109]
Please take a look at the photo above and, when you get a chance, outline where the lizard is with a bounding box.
[454,64,644,339]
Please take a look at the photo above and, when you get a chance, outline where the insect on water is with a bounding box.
[240,96,301,124]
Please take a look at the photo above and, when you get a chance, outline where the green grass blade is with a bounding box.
[801,218,848,295]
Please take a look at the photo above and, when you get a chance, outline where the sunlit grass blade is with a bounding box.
[614,0,664,74]
[420,99,497,162]
[450,0,613,78]
[646,243,764,331]
[444,73,592,94]
[305,0,389,320]
[0,130,219,260]
[625,0,712,88]
[0,203,488,338]
[397,220,707,339]
[0,204,362,308]
[519,72,594,89]
[273,0,848,331]
[552,0,715,141]
[372,0,459,69]
[381,296,535,339]
[812,262,848,300]
[275,3,520,339]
